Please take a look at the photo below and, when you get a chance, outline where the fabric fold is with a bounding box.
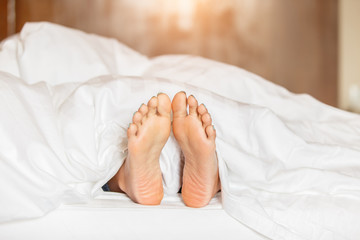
[1,22,360,240]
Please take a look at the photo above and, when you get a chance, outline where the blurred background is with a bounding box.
[0,0,359,112]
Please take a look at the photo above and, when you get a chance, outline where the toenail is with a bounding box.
[157,92,164,96]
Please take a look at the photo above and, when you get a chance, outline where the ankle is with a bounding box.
[107,163,126,193]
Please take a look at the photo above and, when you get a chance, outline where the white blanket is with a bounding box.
[1,22,360,240]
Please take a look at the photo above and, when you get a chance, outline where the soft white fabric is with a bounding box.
[1,22,360,240]
[0,193,267,240]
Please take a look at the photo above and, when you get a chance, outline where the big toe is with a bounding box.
[157,93,171,116]
[172,91,187,118]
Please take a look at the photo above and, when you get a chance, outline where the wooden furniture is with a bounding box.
[0,0,7,40]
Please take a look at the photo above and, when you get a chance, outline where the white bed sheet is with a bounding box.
[1,22,360,240]
[0,193,266,240]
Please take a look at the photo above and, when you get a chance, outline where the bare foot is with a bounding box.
[172,92,221,208]
[108,93,171,205]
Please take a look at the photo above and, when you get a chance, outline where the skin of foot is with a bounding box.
[108,93,171,205]
[172,91,221,208]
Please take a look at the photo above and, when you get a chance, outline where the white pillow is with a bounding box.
[1,22,150,85]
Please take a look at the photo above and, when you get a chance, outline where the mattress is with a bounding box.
[0,193,266,240]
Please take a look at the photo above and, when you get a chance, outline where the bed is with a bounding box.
[0,193,268,240]
[1,22,360,240]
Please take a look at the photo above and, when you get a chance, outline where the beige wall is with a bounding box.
[339,0,360,112]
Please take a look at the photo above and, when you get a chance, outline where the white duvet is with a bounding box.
[1,22,360,240]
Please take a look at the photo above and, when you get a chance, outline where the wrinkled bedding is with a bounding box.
[1,22,360,240]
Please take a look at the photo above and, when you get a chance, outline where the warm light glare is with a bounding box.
[159,0,199,30]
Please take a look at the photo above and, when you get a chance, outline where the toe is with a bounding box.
[201,113,212,128]
[138,104,148,116]
[172,91,187,118]
[157,93,171,116]
[127,123,137,138]
[197,104,207,115]
[205,125,216,140]
[188,95,198,117]
[133,111,143,129]
[148,96,158,116]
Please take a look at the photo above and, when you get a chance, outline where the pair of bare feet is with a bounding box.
[108,92,221,208]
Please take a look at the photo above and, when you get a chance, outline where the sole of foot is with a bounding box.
[172,91,221,208]
[109,93,171,205]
